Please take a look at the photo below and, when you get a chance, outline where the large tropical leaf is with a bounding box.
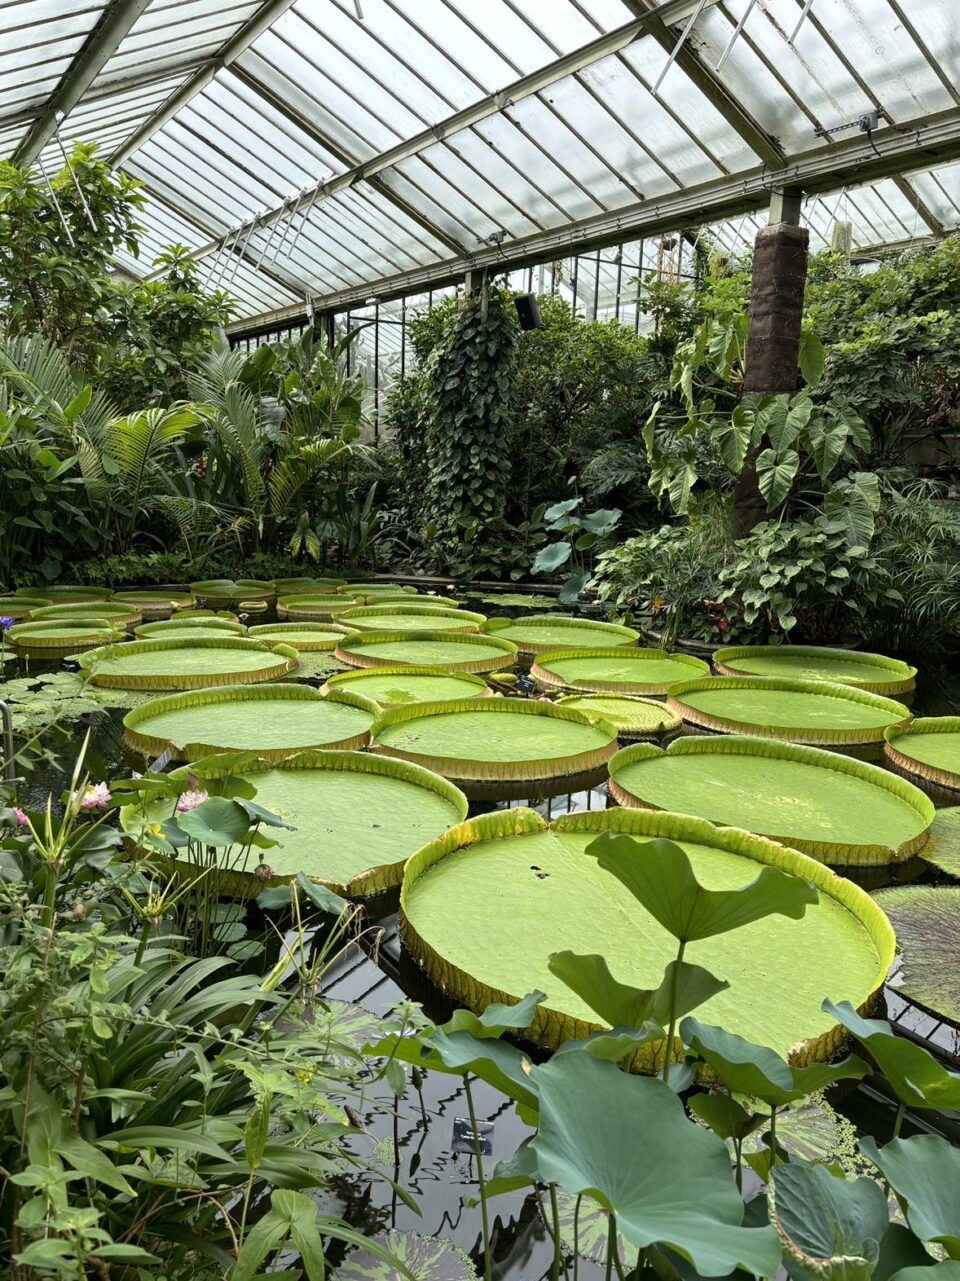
[586,833,817,943]
[548,951,728,1029]
[860,1135,960,1259]
[768,1161,888,1281]
[268,435,354,515]
[528,1053,782,1277]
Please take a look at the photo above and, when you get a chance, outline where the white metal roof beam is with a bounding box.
[893,175,945,236]
[182,0,722,257]
[227,106,960,330]
[108,0,300,168]
[12,0,153,165]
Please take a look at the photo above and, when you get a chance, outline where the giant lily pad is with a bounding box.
[78,637,297,689]
[247,622,353,651]
[15,584,110,603]
[667,676,911,758]
[556,694,682,740]
[334,630,517,674]
[341,581,417,596]
[324,664,492,706]
[135,617,247,639]
[339,604,484,633]
[714,645,916,701]
[112,589,196,618]
[30,600,142,628]
[482,615,639,659]
[0,595,52,619]
[123,682,378,761]
[608,736,933,866]
[532,646,709,695]
[920,807,960,878]
[885,718,960,793]
[122,750,467,897]
[271,576,346,593]
[190,578,275,605]
[372,697,618,799]
[7,619,122,652]
[400,808,894,1066]
[277,593,363,620]
[873,886,960,1026]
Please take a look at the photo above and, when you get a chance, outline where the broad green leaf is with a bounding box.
[244,1095,270,1171]
[544,498,582,523]
[714,408,752,472]
[59,1135,135,1195]
[580,508,621,535]
[688,1093,763,1142]
[756,447,800,509]
[807,415,850,480]
[532,541,573,574]
[761,395,813,454]
[174,795,252,846]
[558,571,592,604]
[552,1024,664,1063]
[681,1019,868,1107]
[232,1207,288,1281]
[364,1029,538,1111]
[861,1135,960,1258]
[798,330,826,387]
[98,1125,231,1160]
[889,1267,960,1281]
[442,990,545,1039]
[769,1160,888,1281]
[295,872,349,915]
[823,1001,960,1111]
[528,1053,782,1278]
[548,951,728,1028]
[587,834,817,943]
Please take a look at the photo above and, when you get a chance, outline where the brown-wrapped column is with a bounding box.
[733,188,809,537]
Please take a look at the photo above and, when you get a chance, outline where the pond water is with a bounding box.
[4,611,960,1277]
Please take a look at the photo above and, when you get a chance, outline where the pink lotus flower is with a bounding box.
[12,807,27,827]
[77,782,111,811]
[176,789,209,813]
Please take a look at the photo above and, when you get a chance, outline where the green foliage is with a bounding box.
[531,497,622,602]
[420,290,516,548]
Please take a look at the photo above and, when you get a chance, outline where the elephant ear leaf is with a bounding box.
[586,833,817,943]
[528,1053,782,1279]
[768,1161,888,1281]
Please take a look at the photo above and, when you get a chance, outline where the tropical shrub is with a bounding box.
[531,497,622,603]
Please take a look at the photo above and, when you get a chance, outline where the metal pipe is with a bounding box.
[54,119,98,231]
[653,0,708,94]
[35,153,75,248]
[788,0,816,45]
[715,0,759,72]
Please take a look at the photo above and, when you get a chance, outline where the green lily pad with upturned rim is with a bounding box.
[341,582,418,595]
[135,617,247,639]
[885,717,960,793]
[556,693,682,739]
[667,675,911,757]
[121,749,468,897]
[190,578,275,605]
[399,807,894,1068]
[714,644,917,699]
[271,576,346,593]
[323,664,493,706]
[340,604,484,633]
[919,807,960,878]
[247,622,353,651]
[7,619,123,651]
[112,589,196,617]
[334,630,518,675]
[873,885,960,1026]
[78,636,298,690]
[0,595,53,619]
[532,646,709,696]
[29,600,142,628]
[608,735,933,866]
[123,681,378,760]
[371,697,618,799]
[15,584,110,602]
[483,614,639,659]
[277,593,363,620]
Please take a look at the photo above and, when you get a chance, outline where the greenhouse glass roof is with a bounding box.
[3,0,960,326]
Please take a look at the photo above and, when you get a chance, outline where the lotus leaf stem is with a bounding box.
[661,940,686,1082]
[572,1193,582,1281]
[464,1076,492,1281]
[604,1213,616,1281]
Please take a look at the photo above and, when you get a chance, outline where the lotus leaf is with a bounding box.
[823,1001,960,1111]
[528,1053,782,1277]
[768,1161,889,1281]
[860,1135,960,1258]
[548,951,728,1029]
[607,737,933,866]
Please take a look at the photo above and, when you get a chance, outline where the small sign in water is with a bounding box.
[452,1117,493,1156]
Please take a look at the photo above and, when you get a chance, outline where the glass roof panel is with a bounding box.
[910,162,960,229]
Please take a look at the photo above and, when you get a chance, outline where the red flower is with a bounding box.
[717,618,727,630]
